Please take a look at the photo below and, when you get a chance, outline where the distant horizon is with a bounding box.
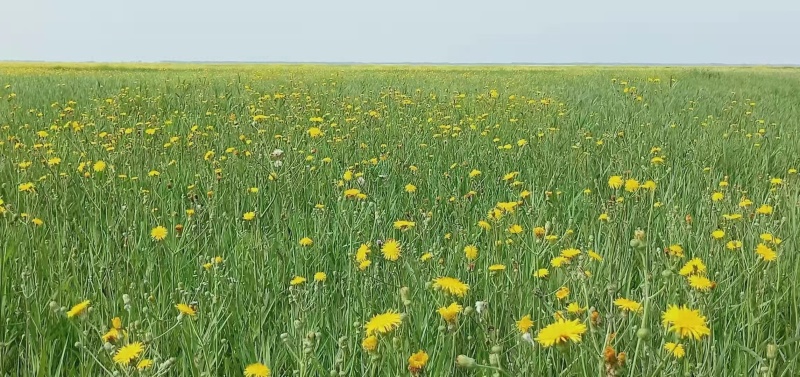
[2,60,799,67]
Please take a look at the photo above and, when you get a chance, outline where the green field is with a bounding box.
[1,64,799,376]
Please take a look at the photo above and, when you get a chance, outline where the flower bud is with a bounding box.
[767,344,778,359]
[456,355,477,369]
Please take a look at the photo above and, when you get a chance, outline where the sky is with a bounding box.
[2,0,799,64]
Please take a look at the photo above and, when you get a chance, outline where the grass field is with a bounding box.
[1,64,799,376]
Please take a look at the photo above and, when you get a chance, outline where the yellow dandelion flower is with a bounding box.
[361,335,378,352]
[290,276,307,286]
[463,245,478,260]
[364,310,403,335]
[756,204,773,215]
[176,303,196,317]
[136,359,154,370]
[113,342,144,365]
[535,318,587,347]
[755,243,777,261]
[614,298,643,313]
[150,226,168,241]
[555,286,570,300]
[726,240,743,250]
[661,305,711,340]
[508,224,523,234]
[404,183,417,193]
[517,315,534,333]
[243,362,271,377]
[587,250,603,261]
[432,277,469,297]
[67,300,90,318]
[381,239,402,261]
[688,275,715,291]
[408,350,429,373]
[299,237,313,246]
[711,229,725,240]
[437,302,462,323]
[560,248,581,259]
[534,268,549,278]
[393,220,416,230]
[608,175,624,189]
[679,258,707,276]
[314,272,327,282]
[243,212,256,221]
[664,343,685,358]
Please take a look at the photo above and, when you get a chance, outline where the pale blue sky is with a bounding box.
[2,0,799,64]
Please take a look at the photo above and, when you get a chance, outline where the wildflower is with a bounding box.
[679,258,707,276]
[598,213,609,222]
[608,176,623,189]
[136,359,154,370]
[243,212,256,221]
[651,156,664,165]
[556,286,570,300]
[661,305,711,340]
[469,169,482,178]
[307,127,322,138]
[393,220,416,230]
[299,237,313,246]
[355,244,371,262]
[551,256,570,268]
[614,298,642,313]
[463,245,478,260]
[711,192,724,202]
[624,179,639,192]
[726,240,743,250]
[343,188,362,198]
[243,363,271,377]
[18,182,35,192]
[488,264,506,272]
[664,342,685,358]
[566,302,586,314]
[364,310,403,335]
[456,355,477,369]
[756,243,777,261]
[420,252,433,262]
[534,268,549,278]
[756,205,773,215]
[560,248,581,259]
[503,171,519,181]
[642,180,657,190]
[113,342,144,365]
[31,218,44,226]
[408,350,429,374]
[290,276,306,286]
[517,315,534,333]
[176,303,196,317]
[437,302,462,323]
[150,226,168,241]
[432,277,469,297]
[688,275,715,291]
[358,260,371,270]
[739,198,753,207]
[533,226,546,238]
[381,239,401,261]
[314,272,327,282]
[535,318,587,347]
[93,160,107,172]
[723,213,742,220]
[508,224,523,234]
[667,244,684,257]
[477,220,491,230]
[711,229,725,240]
[404,183,417,193]
[361,335,378,351]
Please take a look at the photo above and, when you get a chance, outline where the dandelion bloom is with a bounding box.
[614,298,642,313]
[463,245,478,260]
[299,237,313,246]
[176,303,196,317]
[136,359,154,370]
[432,277,469,297]
[711,229,725,240]
[755,243,777,261]
[488,264,506,272]
[407,350,429,374]
[393,220,416,230]
[711,192,724,202]
[343,188,362,198]
[598,213,610,222]
[243,212,256,221]
[726,240,743,250]
[624,179,639,192]
[560,248,581,259]
[756,204,773,215]
[437,302,462,323]
[507,224,523,234]
[151,226,168,241]
[679,258,706,276]
[355,244,371,262]
[314,272,327,282]
[361,335,378,351]
[664,343,685,358]
[307,127,322,138]
[587,250,603,261]
[381,239,402,261]
[555,286,570,300]
[566,302,586,314]
[404,183,417,193]
[93,160,107,172]
[661,305,711,340]
[667,244,684,257]
[477,220,491,230]
[688,275,715,291]
[534,268,549,278]
[533,226,546,238]
[364,310,403,335]
[517,315,534,333]
[608,175,624,189]
[113,342,144,365]
[67,300,90,318]
[535,318,587,347]
[244,362,271,377]
[469,169,481,178]
[290,276,306,286]
[550,256,570,268]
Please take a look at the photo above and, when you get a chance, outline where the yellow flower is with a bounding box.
[555,286,570,300]
[113,342,144,365]
[477,220,491,230]
[314,272,327,282]
[688,275,715,291]
[711,192,724,202]
[560,248,581,259]
[408,350,429,373]
[756,204,773,215]
[711,229,725,240]
[381,239,402,261]
[566,302,586,314]
[66,300,91,318]
[550,256,570,268]
[176,303,197,317]
[393,220,416,230]
[651,156,664,165]
[364,310,403,335]
[755,243,777,261]
[664,343,685,358]
[432,277,469,297]
[641,180,657,190]
[290,276,307,286]
[517,315,534,333]
[608,175,624,189]
[507,224,523,234]
[624,179,639,192]
[469,169,482,178]
[488,264,506,272]
[136,359,154,370]
[31,218,44,226]
[93,160,107,172]
[299,237,313,246]
[739,198,753,207]
[18,182,35,192]
[355,244,371,262]
[437,302,463,323]
[463,245,478,260]
[661,305,711,340]
[534,268,549,278]
[343,188,362,198]
[420,252,433,262]
[243,212,256,221]
[726,240,743,250]
[361,335,378,352]
[358,260,371,270]
[614,298,642,313]
[667,244,684,257]
[679,258,707,276]
[533,226,546,238]
[598,213,610,222]
[404,183,417,193]
[244,362,271,377]
[307,127,323,138]
[150,226,168,241]
[534,318,587,347]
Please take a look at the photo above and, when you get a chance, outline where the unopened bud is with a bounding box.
[456,355,477,369]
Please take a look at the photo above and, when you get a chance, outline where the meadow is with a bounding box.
[0,64,799,376]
